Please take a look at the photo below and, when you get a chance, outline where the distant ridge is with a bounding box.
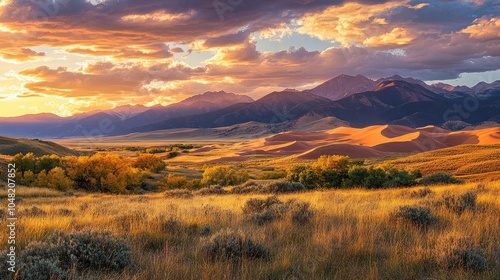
[0,75,499,138]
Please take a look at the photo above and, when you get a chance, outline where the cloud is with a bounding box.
[1,0,499,115]
[363,27,414,47]
[0,47,45,62]
[461,16,500,40]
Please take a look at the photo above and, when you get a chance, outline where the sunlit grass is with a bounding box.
[1,181,498,279]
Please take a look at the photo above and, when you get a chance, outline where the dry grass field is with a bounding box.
[387,145,500,180]
[2,181,499,279]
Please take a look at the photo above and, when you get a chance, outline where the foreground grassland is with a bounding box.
[2,182,499,279]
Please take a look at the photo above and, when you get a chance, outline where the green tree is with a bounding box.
[364,167,387,189]
[12,153,36,176]
[343,166,369,187]
[35,154,61,174]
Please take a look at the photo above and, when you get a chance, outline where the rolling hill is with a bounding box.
[0,136,80,156]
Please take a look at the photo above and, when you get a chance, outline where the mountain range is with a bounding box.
[0,75,499,138]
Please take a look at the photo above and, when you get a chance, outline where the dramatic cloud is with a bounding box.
[0,0,499,116]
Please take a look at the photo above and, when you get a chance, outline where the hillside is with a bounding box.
[387,144,500,180]
[0,136,80,156]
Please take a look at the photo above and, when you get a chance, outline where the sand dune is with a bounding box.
[235,125,500,159]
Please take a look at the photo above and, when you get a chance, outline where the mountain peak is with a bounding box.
[310,74,376,101]
[182,90,253,104]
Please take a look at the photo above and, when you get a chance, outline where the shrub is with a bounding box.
[242,196,314,225]
[242,196,283,214]
[421,172,463,185]
[166,151,180,159]
[20,206,46,217]
[364,167,387,189]
[200,224,213,236]
[410,187,434,198]
[286,165,320,189]
[161,174,189,190]
[201,228,270,261]
[264,181,305,193]
[134,154,166,173]
[383,167,418,188]
[314,155,350,174]
[164,189,193,198]
[159,217,182,234]
[391,205,437,228]
[201,166,249,186]
[0,250,13,280]
[441,191,477,214]
[231,183,266,194]
[18,230,131,279]
[48,230,131,271]
[19,243,68,280]
[243,196,287,225]
[194,185,228,195]
[35,167,73,191]
[145,147,164,154]
[288,200,314,225]
[343,166,369,187]
[63,153,147,193]
[438,237,488,272]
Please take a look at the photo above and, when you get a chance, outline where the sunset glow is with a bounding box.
[0,0,499,116]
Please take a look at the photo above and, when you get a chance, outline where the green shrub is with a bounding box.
[201,228,270,261]
[343,166,369,187]
[421,172,463,185]
[364,167,387,189]
[391,205,437,228]
[166,151,180,159]
[383,167,417,188]
[264,181,305,193]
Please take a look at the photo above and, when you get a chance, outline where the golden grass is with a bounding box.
[0,186,66,198]
[387,144,500,179]
[2,182,499,279]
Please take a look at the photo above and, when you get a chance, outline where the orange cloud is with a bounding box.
[297,1,409,47]
[0,47,45,62]
[363,27,414,48]
[461,16,500,41]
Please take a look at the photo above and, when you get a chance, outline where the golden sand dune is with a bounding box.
[236,125,500,159]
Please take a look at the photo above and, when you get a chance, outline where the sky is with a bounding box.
[0,0,499,117]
